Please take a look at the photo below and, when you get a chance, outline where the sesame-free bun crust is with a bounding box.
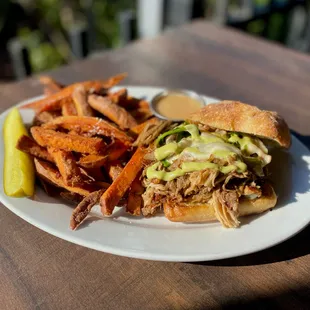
[164,183,277,223]
[189,101,291,148]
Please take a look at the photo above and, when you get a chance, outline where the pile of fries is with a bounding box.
[17,73,161,230]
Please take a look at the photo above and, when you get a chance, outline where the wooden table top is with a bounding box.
[1,21,310,310]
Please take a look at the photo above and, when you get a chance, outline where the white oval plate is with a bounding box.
[1,86,310,262]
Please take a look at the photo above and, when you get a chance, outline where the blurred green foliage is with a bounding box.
[92,0,135,47]
[246,0,290,41]
[15,0,135,72]
[17,27,64,72]
[0,0,301,73]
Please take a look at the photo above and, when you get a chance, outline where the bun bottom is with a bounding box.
[163,183,277,223]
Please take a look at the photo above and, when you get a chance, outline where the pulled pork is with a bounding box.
[142,168,218,215]
[140,124,267,228]
[142,167,262,227]
[212,190,240,228]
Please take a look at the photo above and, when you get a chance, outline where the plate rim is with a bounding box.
[1,86,310,262]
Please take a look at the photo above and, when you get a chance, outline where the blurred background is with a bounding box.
[1,0,310,82]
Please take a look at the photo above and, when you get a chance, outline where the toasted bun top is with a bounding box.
[188,101,291,148]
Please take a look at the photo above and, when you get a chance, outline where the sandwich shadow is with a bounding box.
[192,131,310,266]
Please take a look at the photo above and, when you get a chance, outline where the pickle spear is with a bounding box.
[3,107,35,197]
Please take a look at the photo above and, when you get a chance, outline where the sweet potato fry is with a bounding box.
[127,174,143,216]
[77,154,107,169]
[33,110,61,126]
[34,158,100,196]
[105,141,128,160]
[77,141,127,169]
[109,88,128,103]
[60,191,84,205]
[88,94,138,130]
[130,107,153,123]
[130,117,160,135]
[32,96,73,114]
[100,147,148,215]
[68,129,95,137]
[38,177,60,196]
[128,97,149,109]
[21,73,127,113]
[31,127,106,154]
[48,147,84,186]
[114,92,149,110]
[83,167,106,181]
[17,135,54,162]
[94,181,111,189]
[43,88,55,96]
[118,196,128,208]
[107,161,123,181]
[62,100,77,116]
[39,76,63,89]
[39,76,63,95]
[72,85,95,116]
[70,189,105,230]
[43,116,133,145]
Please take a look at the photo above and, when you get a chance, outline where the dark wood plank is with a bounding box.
[1,21,310,310]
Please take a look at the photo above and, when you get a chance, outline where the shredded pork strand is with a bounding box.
[212,190,240,228]
[142,168,219,216]
[70,189,105,230]
[142,166,262,227]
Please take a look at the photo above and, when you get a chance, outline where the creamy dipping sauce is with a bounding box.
[154,93,202,120]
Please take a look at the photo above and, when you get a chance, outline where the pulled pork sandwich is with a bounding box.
[141,101,291,228]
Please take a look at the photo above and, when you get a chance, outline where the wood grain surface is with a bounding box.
[1,21,310,310]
